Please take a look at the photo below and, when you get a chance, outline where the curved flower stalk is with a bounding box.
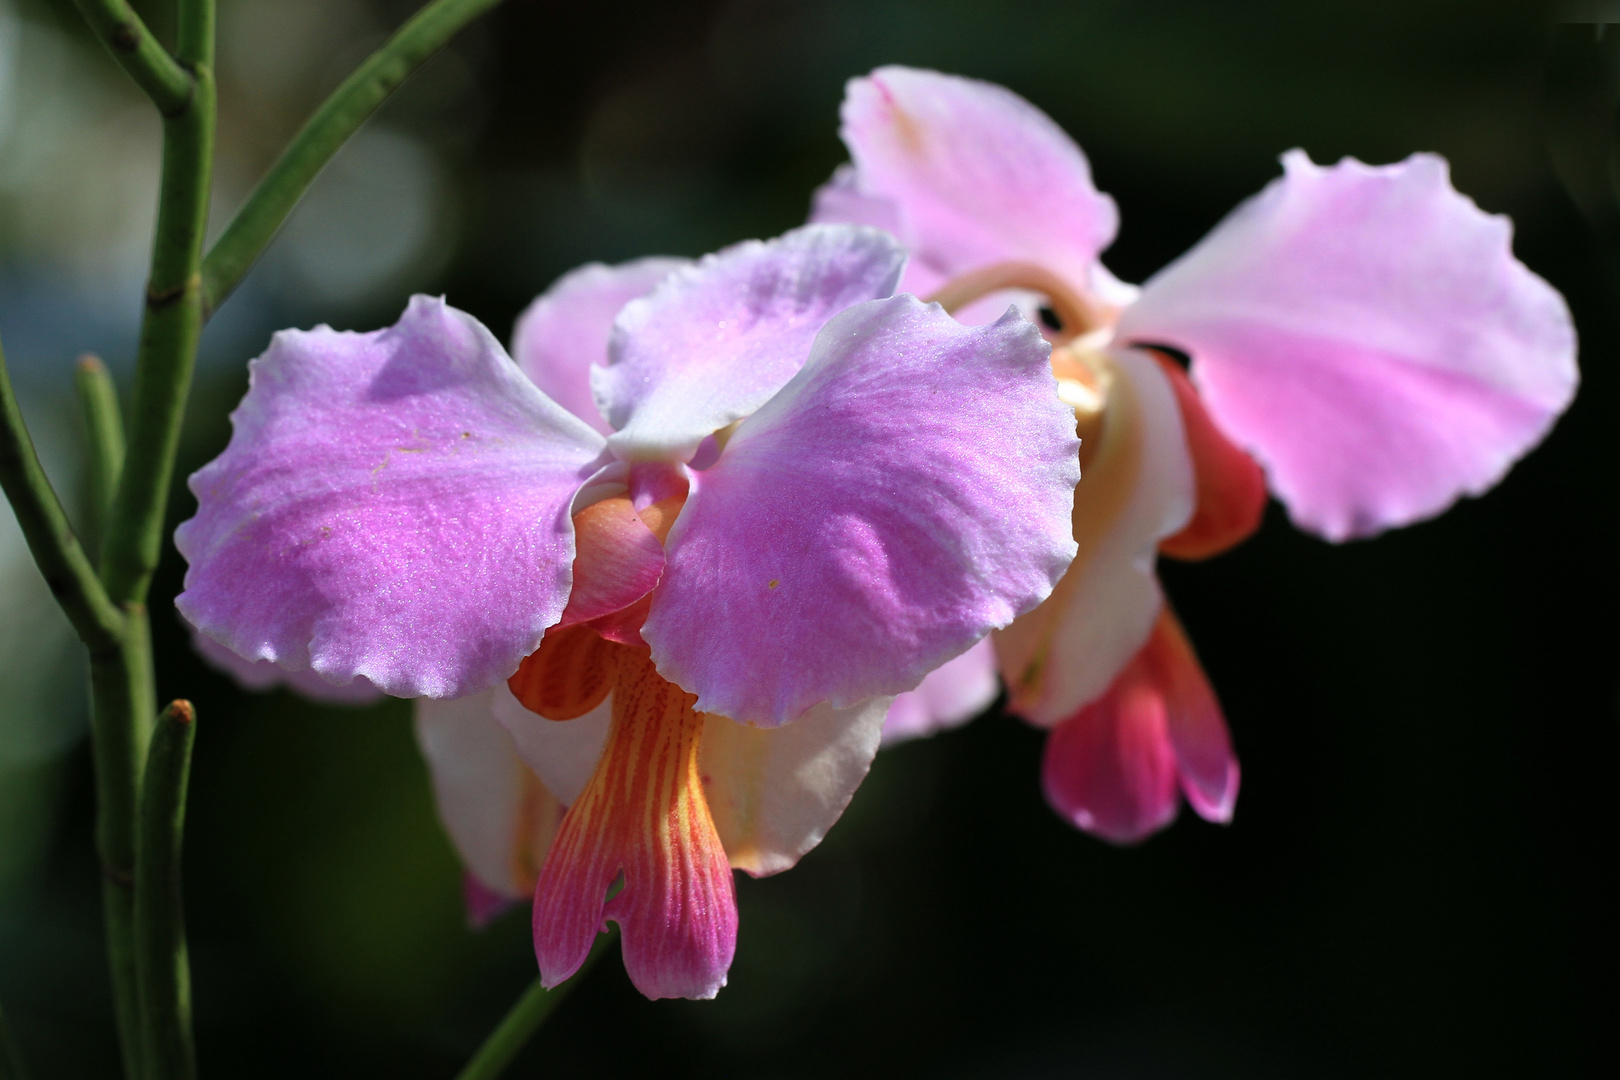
[814,66,1579,844]
[175,222,1081,997]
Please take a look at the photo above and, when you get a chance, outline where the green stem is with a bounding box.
[58,2,213,1074]
[74,354,127,547]
[0,1002,32,1080]
[453,928,618,1080]
[98,60,215,609]
[68,0,192,116]
[135,701,198,1080]
[200,0,504,317]
[0,336,125,649]
[89,608,155,1080]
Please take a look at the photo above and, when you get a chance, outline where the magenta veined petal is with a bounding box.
[176,295,606,699]
[512,257,688,434]
[1118,150,1579,541]
[595,223,906,463]
[882,637,999,746]
[826,65,1118,292]
[642,295,1079,727]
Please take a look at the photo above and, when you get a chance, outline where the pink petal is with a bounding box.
[596,224,906,462]
[463,873,517,930]
[829,66,1117,292]
[176,296,605,699]
[809,165,946,297]
[1147,611,1240,823]
[512,257,687,434]
[1041,647,1180,845]
[643,296,1079,727]
[701,696,889,876]
[1118,151,1578,541]
[189,623,383,705]
[882,636,998,746]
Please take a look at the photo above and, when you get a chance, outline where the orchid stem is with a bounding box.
[74,354,126,547]
[453,927,618,1080]
[53,0,216,1074]
[2,1,511,1074]
[199,0,505,318]
[0,1002,32,1080]
[0,337,126,648]
[135,702,198,1080]
[68,0,192,116]
[98,41,214,611]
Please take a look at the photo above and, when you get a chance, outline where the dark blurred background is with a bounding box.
[1,0,1615,1077]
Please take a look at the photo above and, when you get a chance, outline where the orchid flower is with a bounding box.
[174,223,1081,998]
[814,66,1578,844]
[510,256,1006,748]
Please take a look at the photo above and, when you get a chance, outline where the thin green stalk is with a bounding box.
[454,928,618,1080]
[200,0,504,317]
[99,60,215,609]
[0,335,125,649]
[68,0,192,116]
[74,354,127,545]
[89,608,155,1080]
[0,1002,32,1080]
[59,2,212,1073]
[135,701,198,1080]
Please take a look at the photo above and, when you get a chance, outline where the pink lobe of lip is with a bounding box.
[1041,608,1238,843]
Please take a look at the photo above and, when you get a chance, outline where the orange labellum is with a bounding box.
[509,623,620,720]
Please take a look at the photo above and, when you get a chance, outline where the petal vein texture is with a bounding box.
[176,295,605,698]
[644,295,1080,727]
[597,224,906,462]
[513,257,688,434]
[823,65,1118,293]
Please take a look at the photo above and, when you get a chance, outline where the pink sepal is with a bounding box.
[463,872,519,929]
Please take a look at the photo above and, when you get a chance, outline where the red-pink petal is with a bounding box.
[1041,649,1180,845]
[1151,351,1268,561]
[463,873,517,929]
[1148,610,1240,823]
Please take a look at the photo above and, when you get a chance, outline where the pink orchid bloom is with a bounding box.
[814,66,1578,844]
[175,223,1081,997]
[508,255,1006,748]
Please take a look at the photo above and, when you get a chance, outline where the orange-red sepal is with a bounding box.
[1149,351,1268,560]
[508,623,621,719]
